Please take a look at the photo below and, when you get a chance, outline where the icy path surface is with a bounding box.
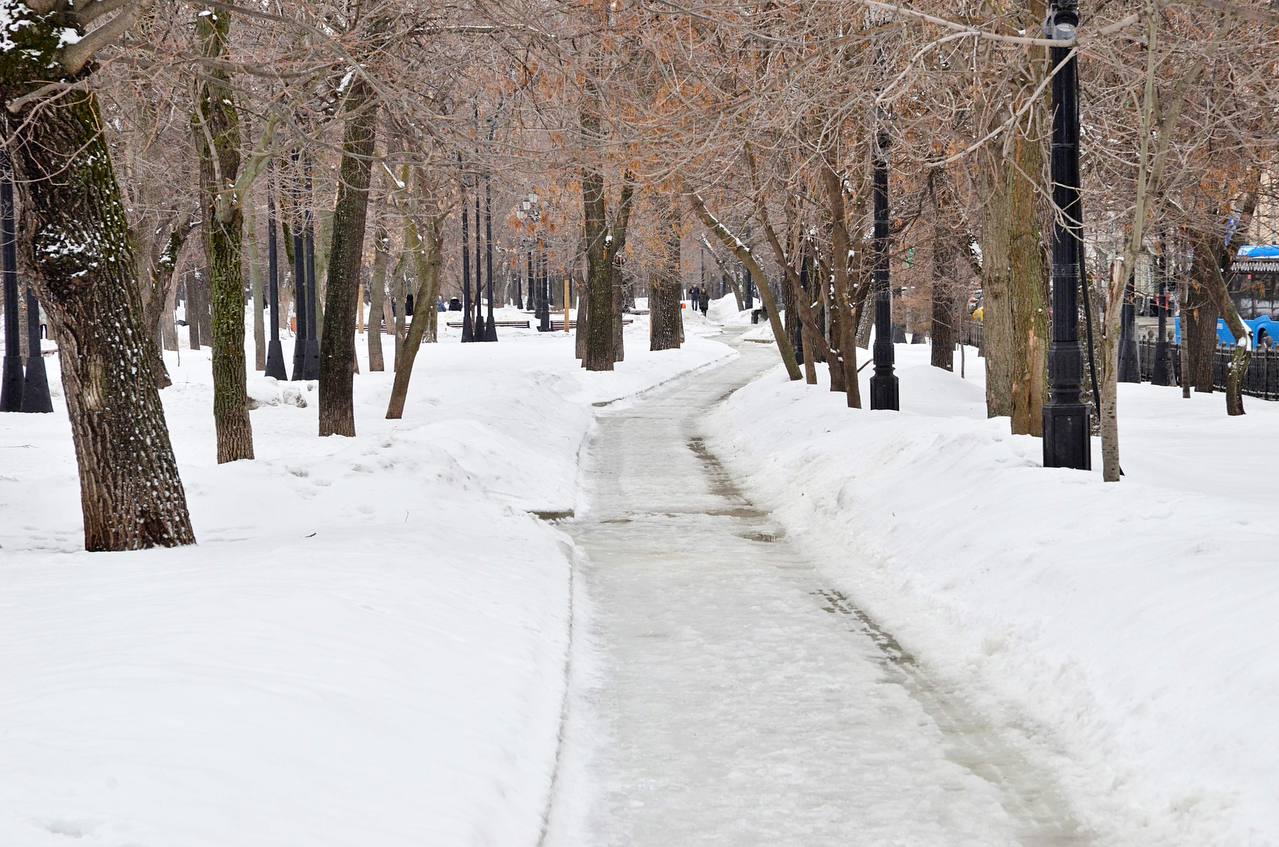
[547,337,1092,847]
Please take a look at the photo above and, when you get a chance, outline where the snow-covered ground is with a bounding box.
[713,339,1279,845]
[6,295,1277,845]
[0,308,732,847]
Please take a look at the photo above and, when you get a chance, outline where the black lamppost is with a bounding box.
[289,155,308,380]
[1117,263,1139,382]
[514,244,524,310]
[527,249,535,316]
[538,241,551,333]
[473,187,486,340]
[302,193,321,380]
[1152,235,1172,385]
[461,184,474,342]
[264,173,288,379]
[794,247,810,365]
[0,160,23,412]
[288,154,320,381]
[289,209,307,377]
[483,174,498,342]
[869,127,900,410]
[1042,0,1091,469]
[20,284,52,412]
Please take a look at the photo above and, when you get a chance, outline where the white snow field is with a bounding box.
[713,331,1279,845]
[0,311,730,847]
[4,298,1278,846]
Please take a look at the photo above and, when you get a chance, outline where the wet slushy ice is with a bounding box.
[547,338,1095,847]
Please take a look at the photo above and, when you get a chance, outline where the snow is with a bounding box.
[0,311,732,847]
[712,339,1279,845]
[6,302,1278,843]
[547,342,1087,846]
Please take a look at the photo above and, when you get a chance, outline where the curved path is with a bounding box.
[545,335,1092,847]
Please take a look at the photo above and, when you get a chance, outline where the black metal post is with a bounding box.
[20,285,52,412]
[515,250,524,311]
[265,177,287,379]
[461,188,474,342]
[527,249,535,315]
[0,160,23,412]
[302,207,321,381]
[1042,0,1091,469]
[301,157,321,380]
[289,220,307,380]
[1153,236,1171,385]
[869,128,900,410]
[1118,267,1139,382]
[538,242,551,332]
[484,174,497,342]
[794,248,809,365]
[289,155,308,381]
[473,189,485,340]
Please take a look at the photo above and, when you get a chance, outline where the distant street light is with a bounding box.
[1153,237,1172,386]
[1,160,23,412]
[20,284,52,412]
[483,174,498,342]
[461,183,474,342]
[1042,0,1091,469]
[869,125,899,411]
[473,187,485,340]
[265,176,287,379]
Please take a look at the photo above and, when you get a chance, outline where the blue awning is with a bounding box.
[1238,245,1279,259]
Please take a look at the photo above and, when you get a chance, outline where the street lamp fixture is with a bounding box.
[1041,0,1091,469]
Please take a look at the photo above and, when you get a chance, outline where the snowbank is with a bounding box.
[0,313,732,847]
[712,342,1279,845]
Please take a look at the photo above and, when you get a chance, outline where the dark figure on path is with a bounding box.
[689,286,701,312]
[699,289,710,315]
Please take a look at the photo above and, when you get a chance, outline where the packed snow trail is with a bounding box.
[545,335,1093,846]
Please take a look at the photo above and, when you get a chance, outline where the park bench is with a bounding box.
[549,318,634,331]
[444,319,531,329]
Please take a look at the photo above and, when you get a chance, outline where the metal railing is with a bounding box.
[1138,340,1279,401]
[961,323,1279,401]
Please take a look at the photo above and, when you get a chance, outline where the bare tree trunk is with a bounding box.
[1,22,195,550]
[1185,260,1220,393]
[368,223,389,371]
[245,198,267,372]
[685,188,801,380]
[186,270,203,350]
[319,74,378,437]
[981,165,1013,418]
[194,5,253,463]
[1008,132,1049,436]
[930,207,958,372]
[386,215,443,419]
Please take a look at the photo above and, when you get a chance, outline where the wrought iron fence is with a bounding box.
[1137,340,1279,400]
[961,324,1279,401]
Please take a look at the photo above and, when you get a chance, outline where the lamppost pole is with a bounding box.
[1152,234,1171,385]
[1117,263,1139,382]
[1042,0,1091,469]
[289,154,307,381]
[0,157,24,412]
[484,173,498,341]
[20,283,52,412]
[869,125,900,410]
[265,173,287,379]
[539,240,551,333]
[461,184,474,342]
[301,156,320,380]
[472,187,485,340]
